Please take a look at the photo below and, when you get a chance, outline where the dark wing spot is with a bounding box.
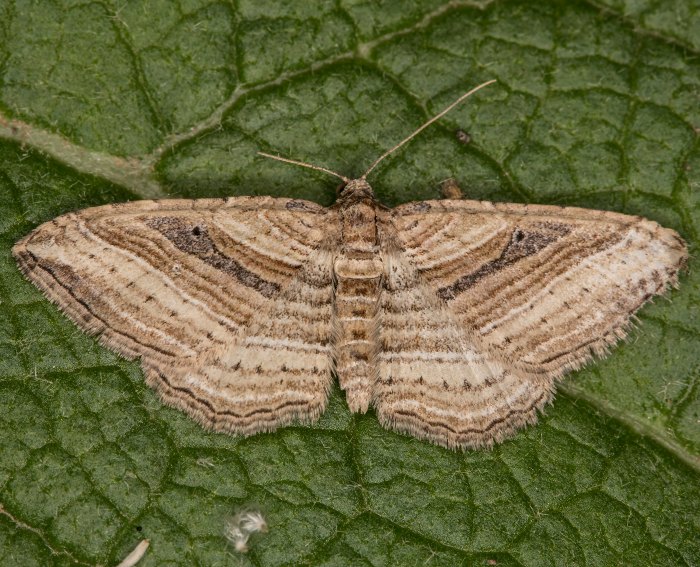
[438,224,571,301]
[146,217,280,298]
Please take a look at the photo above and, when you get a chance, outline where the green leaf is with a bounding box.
[1,1,699,565]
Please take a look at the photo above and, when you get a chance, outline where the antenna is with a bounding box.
[258,79,497,183]
[257,152,349,183]
[361,79,497,179]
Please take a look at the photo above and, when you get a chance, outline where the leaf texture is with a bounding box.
[0,1,699,565]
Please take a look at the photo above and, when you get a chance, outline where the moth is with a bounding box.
[13,81,687,449]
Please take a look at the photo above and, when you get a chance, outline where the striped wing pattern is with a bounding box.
[13,197,338,434]
[375,239,548,449]
[379,199,687,447]
[13,191,688,449]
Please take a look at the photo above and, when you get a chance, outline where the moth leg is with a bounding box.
[440,178,463,199]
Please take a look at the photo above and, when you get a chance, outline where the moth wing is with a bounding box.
[13,196,338,434]
[376,243,550,449]
[375,200,686,449]
[391,199,687,380]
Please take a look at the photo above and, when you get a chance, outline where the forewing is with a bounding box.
[13,196,338,433]
[391,199,687,379]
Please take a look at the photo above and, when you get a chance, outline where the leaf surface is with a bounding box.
[0,1,698,565]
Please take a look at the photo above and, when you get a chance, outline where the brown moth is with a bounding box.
[13,81,687,450]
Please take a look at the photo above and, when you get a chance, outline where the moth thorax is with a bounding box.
[341,178,374,200]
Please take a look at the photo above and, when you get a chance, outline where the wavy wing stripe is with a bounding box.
[74,219,253,351]
[475,235,628,335]
[391,199,687,384]
[143,243,337,435]
[15,250,183,361]
[401,215,510,272]
[215,215,313,268]
[18,218,216,360]
[14,196,339,437]
[370,239,554,449]
[148,369,326,434]
[459,231,624,329]
[81,216,259,328]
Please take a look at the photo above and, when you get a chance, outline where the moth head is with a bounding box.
[336,178,374,200]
